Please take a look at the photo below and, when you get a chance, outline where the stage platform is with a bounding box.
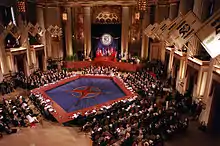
[64,59,142,72]
[32,75,134,123]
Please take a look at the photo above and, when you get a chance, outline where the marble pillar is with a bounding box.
[0,37,9,75]
[64,7,73,57]
[121,7,129,59]
[193,0,210,22]
[44,8,52,58]
[44,7,63,60]
[36,5,47,71]
[56,7,63,60]
[155,4,169,23]
[167,48,175,77]
[196,68,208,98]
[83,7,91,59]
[177,53,188,94]
[169,2,179,20]
[155,4,168,63]
[214,0,220,13]
[17,14,31,76]
[141,9,150,59]
[178,0,194,16]
[199,59,215,125]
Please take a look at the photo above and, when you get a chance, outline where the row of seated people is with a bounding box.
[82,66,119,76]
[14,69,75,90]
[29,93,56,121]
[0,78,15,95]
[121,71,164,101]
[79,95,188,146]
[0,96,40,137]
[67,67,189,146]
[144,60,165,79]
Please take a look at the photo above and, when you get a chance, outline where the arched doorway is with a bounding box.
[36,49,45,71]
[14,53,26,74]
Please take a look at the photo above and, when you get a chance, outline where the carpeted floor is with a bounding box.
[45,77,126,113]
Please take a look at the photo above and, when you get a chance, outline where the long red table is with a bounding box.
[64,60,143,72]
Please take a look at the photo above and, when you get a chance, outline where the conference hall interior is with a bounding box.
[0,0,220,146]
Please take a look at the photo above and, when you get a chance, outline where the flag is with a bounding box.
[144,23,159,39]
[35,23,45,36]
[154,19,171,40]
[6,22,20,39]
[160,16,183,45]
[144,24,153,36]
[27,22,37,36]
[168,11,202,49]
[196,9,220,58]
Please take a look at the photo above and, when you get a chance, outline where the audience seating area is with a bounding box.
[0,95,40,136]
[0,60,203,146]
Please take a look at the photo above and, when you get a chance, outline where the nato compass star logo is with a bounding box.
[66,86,112,107]
[70,86,101,99]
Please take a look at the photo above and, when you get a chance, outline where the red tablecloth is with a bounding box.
[64,61,143,72]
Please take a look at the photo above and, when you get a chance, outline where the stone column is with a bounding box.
[71,8,77,54]
[199,59,215,125]
[193,0,210,22]
[214,0,220,12]
[121,7,129,59]
[141,9,150,59]
[167,47,175,77]
[178,0,194,16]
[56,7,63,60]
[155,4,168,63]
[36,5,47,71]
[196,68,209,98]
[83,7,91,59]
[155,4,169,23]
[64,7,73,57]
[17,15,31,76]
[196,68,203,97]
[0,37,9,75]
[44,7,52,58]
[169,2,179,20]
[177,53,188,94]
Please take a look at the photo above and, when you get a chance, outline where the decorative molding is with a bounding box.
[92,6,121,24]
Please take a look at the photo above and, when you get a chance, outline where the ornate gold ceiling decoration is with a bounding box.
[35,0,136,6]
[92,6,121,24]
[95,11,119,24]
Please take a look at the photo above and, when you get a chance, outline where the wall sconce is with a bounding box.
[62,12,67,21]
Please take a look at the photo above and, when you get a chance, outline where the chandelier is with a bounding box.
[17,0,26,13]
[137,0,147,11]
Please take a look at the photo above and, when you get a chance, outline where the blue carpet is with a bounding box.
[45,77,126,113]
